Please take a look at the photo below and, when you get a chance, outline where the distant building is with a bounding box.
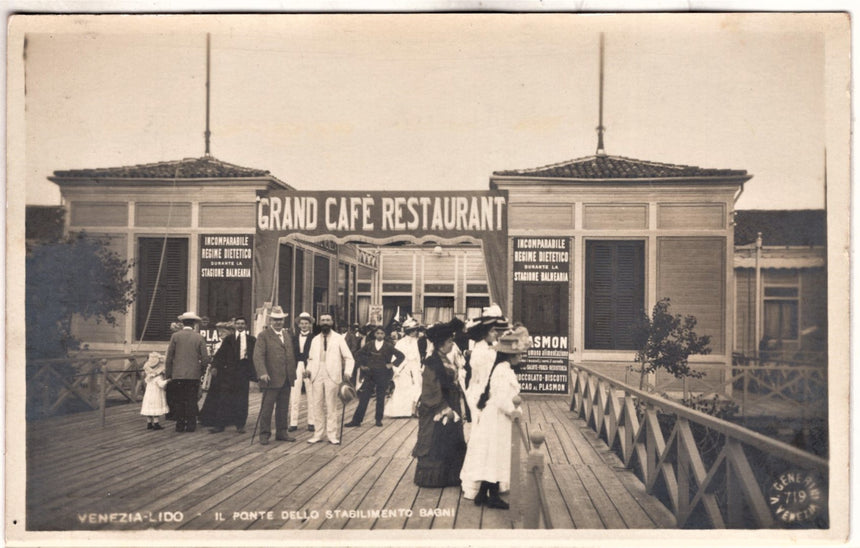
[733,210,827,363]
[25,205,65,247]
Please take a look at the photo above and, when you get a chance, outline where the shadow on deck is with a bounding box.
[25,393,675,531]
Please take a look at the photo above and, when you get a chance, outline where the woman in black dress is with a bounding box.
[412,317,467,487]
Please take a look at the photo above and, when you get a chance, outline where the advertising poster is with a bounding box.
[512,237,570,394]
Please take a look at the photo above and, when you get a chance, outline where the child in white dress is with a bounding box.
[140,352,169,430]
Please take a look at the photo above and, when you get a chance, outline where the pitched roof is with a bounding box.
[734,210,826,247]
[493,154,748,180]
[52,156,273,180]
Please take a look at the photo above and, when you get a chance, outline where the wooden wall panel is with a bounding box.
[135,203,191,227]
[583,204,647,229]
[657,237,726,354]
[199,203,256,228]
[509,204,574,230]
[70,202,128,227]
[657,203,725,229]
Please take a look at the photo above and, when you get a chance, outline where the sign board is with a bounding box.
[512,237,570,394]
[200,234,254,278]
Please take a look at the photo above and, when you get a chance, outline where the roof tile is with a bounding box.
[493,154,747,179]
[52,156,271,179]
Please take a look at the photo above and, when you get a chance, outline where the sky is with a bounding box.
[21,13,839,210]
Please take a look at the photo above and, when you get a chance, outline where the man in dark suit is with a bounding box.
[201,317,256,433]
[253,306,298,445]
[164,311,209,433]
[345,325,405,428]
[289,312,317,433]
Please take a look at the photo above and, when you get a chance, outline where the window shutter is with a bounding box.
[136,238,188,341]
[586,241,644,350]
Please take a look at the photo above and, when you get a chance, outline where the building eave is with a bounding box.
[490,173,752,189]
[48,175,293,191]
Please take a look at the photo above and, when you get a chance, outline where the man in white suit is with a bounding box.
[306,313,355,445]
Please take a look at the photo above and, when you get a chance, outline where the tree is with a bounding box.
[26,232,136,360]
[632,298,712,392]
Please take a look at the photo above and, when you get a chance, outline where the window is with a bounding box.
[764,286,799,342]
[313,254,330,322]
[136,237,188,341]
[585,240,645,350]
[424,296,454,324]
[466,296,490,320]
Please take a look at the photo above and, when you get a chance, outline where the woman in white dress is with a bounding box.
[385,318,423,418]
[464,306,510,415]
[459,325,531,509]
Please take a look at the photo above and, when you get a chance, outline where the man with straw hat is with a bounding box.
[252,306,298,445]
[164,311,208,433]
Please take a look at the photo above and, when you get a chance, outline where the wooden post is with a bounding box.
[523,432,546,528]
[99,359,108,428]
[509,395,523,521]
[741,367,748,420]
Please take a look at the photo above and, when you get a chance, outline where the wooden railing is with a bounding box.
[27,353,150,425]
[509,395,553,529]
[624,357,827,419]
[570,363,828,528]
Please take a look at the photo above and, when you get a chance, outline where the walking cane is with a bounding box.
[250,384,265,447]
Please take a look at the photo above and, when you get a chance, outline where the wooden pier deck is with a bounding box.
[26,393,675,531]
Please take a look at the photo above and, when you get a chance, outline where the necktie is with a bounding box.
[239,332,247,359]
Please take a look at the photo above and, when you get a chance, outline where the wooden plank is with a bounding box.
[548,464,604,529]
[430,486,461,529]
[573,463,626,528]
[172,451,315,529]
[317,457,390,529]
[480,503,515,529]
[215,452,338,530]
[373,459,419,529]
[531,408,565,465]
[453,487,482,529]
[253,453,367,530]
[288,456,380,530]
[342,456,413,530]
[542,400,605,466]
[392,420,420,459]
[404,487,443,529]
[588,463,657,528]
[610,466,677,528]
[534,462,575,529]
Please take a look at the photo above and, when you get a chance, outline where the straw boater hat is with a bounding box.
[297,312,315,323]
[426,317,465,346]
[177,311,202,322]
[495,325,532,355]
[269,306,288,319]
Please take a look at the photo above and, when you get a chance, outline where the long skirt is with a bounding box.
[413,419,467,487]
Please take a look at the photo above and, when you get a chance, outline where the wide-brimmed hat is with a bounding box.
[177,311,202,322]
[426,317,465,345]
[297,312,315,323]
[269,306,288,320]
[402,317,421,332]
[495,325,532,355]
